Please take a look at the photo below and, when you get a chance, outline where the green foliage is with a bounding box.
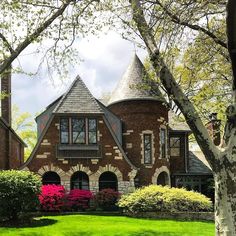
[0,170,41,220]
[12,105,37,160]
[118,185,212,213]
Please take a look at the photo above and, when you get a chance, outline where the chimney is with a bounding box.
[206,113,221,146]
[1,67,11,126]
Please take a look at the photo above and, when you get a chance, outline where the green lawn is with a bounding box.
[0,214,214,236]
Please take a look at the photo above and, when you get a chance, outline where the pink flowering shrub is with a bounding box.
[94,188,120,211]
[39,185,66,212]
[66,189,93,211]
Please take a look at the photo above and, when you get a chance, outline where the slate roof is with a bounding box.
[108,54,166,105]
[54,76,103,114]
[168,111,191,132]
[188,151,212,174]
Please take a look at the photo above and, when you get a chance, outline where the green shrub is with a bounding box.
[118,185,212,213]
[0,170,41,220]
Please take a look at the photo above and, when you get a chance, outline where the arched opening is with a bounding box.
[157,171,169,186]
[42,171,61,185]
[99,171,118,191]
[71,171,89,190]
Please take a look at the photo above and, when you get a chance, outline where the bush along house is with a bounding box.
[20,55,215,197]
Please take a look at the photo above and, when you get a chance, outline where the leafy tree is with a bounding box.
[122,0,236,234]
[0,0,100,81]
[12,105,37,160]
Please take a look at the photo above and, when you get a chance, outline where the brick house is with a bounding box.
[19,54,213,195]
[0,69,25,170]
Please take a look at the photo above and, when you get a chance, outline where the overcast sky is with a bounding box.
[12,31,147,117]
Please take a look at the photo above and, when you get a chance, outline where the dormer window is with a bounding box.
[60,117,97,145]
[72,118,86,144]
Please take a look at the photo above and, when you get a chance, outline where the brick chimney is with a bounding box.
[206,113,221,146]
[1,67,11,125]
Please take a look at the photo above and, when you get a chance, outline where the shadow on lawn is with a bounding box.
[130,231,180,236]
[0,218,57,228]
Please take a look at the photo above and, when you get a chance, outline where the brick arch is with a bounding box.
[152,166,170,186]
[38,164,66,178]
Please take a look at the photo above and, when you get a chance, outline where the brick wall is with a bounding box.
[108,100,170,186]
[0,125,8,169]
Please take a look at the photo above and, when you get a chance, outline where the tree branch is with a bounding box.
[0,32,15,54]
[153,0,227,49]
[130,0,220,169]
[0,0,73,75]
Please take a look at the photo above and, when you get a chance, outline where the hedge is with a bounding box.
[118,185,213,213]
[0,170,41,220]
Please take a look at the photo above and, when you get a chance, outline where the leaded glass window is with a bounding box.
[88,119,97,144]
[160,129,166,158]
[144,134,152,164]
[72,118,85,144]
[60,118,69,144]
[170,136,181,157]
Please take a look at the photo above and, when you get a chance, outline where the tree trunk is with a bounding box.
[214,165,236,235]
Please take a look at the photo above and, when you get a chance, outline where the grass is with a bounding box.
[0,214,214,236]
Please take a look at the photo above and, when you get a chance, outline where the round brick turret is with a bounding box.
[108,54,170,187]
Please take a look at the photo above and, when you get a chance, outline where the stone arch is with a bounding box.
[152,166,170,186]
[99,171,118,191]
[71,171,89,190]
[67,164,93,190]
[90,164,123,192]
[42,171,61,185]
[90,164,123,182]
[38,164,65,179]
[68,164,92,177]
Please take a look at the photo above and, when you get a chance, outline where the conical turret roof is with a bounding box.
[108,54,165,105]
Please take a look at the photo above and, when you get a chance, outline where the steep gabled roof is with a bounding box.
[0,117,27,147]
[188,151,212,174]
[54,76,103,114]
[108,54,166,105]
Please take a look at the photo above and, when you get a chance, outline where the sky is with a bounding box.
[12,31,147,117]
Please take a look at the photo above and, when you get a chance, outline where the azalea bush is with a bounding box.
[66,189,93,211]
[94,189,120,211]
[39,185,66,212]
[118,185,213,213]
[0,170,41,220]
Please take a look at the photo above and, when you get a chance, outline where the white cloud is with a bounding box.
[11,31,147,116]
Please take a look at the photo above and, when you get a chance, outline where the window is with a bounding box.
[99,171,118,191]
[71,171,89,190]
[157,172,169,186]
[160,129,166,158]
[144,134,152,164]
[42,171,61,185]
[60,117,97,144]
[60,118,69,144]
[88,119,97,144]
[72,118,85,144]
[170,136,181,157]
